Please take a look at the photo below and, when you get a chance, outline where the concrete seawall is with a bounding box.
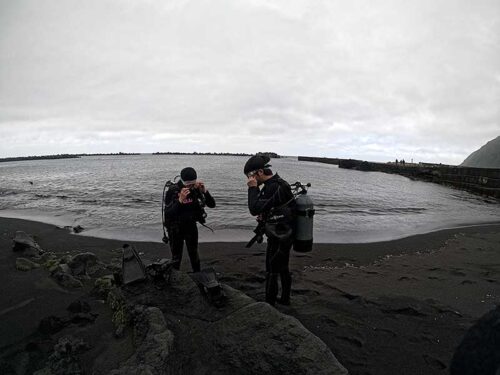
[298,156,500,199]
[298,156,341,165]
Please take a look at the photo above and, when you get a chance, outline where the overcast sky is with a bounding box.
[0,0,499,163]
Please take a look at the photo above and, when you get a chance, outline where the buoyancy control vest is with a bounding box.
[162,179,210,244]
[263,179,315,252]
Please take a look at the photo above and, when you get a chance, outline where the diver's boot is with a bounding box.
[265,273,279,306]
[278,271,292,305]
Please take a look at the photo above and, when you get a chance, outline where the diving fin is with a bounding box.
[122,244,147,285]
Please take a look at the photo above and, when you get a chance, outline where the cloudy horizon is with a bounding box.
[1,0,499,164]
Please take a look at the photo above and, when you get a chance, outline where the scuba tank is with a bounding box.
[292,183,315,253]
[161,178,176,244]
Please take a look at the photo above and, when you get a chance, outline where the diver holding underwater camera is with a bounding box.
[162,167,216,272]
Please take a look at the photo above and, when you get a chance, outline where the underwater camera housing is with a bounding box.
[188,186,208,224]
[189,186,206,207]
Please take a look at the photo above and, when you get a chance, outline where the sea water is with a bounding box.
[0,155,498,243]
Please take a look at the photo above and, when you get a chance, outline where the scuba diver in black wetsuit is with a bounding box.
[163,167,216,272]
[244,155,295,306]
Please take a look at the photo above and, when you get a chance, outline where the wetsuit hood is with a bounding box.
[244,155,271,175]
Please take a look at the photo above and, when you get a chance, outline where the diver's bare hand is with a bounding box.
[247,176,257,188]
[178,188,190,203]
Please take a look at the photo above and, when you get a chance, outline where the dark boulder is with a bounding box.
[34,336,89,375]
[39,316,66,335]
[68,252,99,276]
[72,225,84,234]
[450,306,500,375]
[67,300,91,314]
[12,231,44,257]
[100,270,348,375]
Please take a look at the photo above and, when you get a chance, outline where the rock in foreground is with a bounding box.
[101,270,348,375]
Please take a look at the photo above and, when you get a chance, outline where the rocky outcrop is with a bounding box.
[109,306,175,375]
[5,242,348,375]
[33,336,89,375]
[461,136,500,168]
[12,231,44,257]
[104,270,348,375]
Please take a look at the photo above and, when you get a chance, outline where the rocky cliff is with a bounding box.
[461,136,500,168]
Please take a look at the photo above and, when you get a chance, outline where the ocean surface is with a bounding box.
[0,155,499,243]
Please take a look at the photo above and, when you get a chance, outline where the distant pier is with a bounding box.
[298,156,500,199]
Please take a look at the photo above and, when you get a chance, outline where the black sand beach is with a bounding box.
[1,217,499,374]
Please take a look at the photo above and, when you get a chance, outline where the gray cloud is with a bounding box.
[0,0,499,163]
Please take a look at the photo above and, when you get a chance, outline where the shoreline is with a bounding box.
[1,216,499,374]
[1,211,499,245]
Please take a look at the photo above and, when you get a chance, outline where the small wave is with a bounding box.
[210,223,254,230]
[374,207,426,214]
[0,190,18,196]
[35,194,51,199]
[77,199,98,204]
[57,195,69,199]
[327,207,427,216]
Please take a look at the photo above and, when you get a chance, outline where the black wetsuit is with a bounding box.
[164,181,215,272]
[248,174,294,305]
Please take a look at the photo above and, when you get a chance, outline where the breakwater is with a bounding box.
[298,156,500,199]
[297,156,341,165]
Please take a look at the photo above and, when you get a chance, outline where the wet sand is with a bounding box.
[1,217,499,374]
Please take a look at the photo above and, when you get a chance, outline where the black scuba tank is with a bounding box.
[293,193,315,252]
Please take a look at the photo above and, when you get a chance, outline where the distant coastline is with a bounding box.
[153,151,253,157]
[0,152,142,163]
[152,151,280,158]
[0,151,281,163]
[0,154,81,163]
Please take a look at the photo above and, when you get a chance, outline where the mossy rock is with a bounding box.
[94,275,115,296]
[46,261,61,273]
[16,257,40,271]
[107,288,129,336]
